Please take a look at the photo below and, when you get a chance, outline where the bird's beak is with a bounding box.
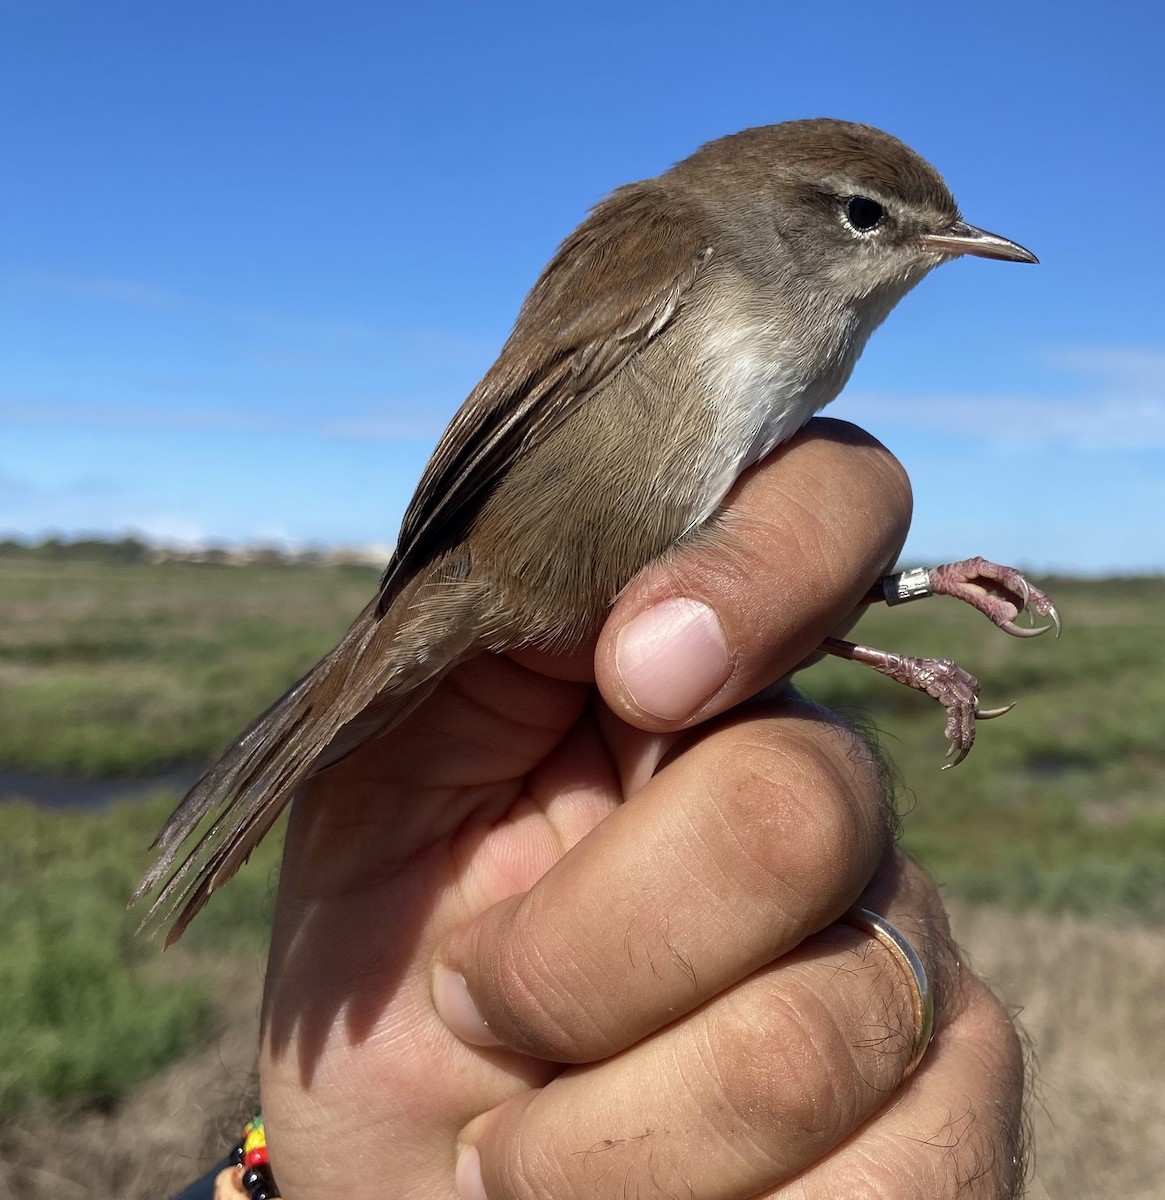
[919,220,1038,264]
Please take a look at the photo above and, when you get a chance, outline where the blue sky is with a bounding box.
[1,1,1162,573]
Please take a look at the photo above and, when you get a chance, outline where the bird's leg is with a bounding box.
[832,557,1057,765]
[863,556,1061,637]
[819,637,1013,767]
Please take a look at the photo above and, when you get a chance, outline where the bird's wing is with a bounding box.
[378,180,714,609]
[132,181,713,943]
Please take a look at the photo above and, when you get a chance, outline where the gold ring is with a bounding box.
[844,905,935,1077]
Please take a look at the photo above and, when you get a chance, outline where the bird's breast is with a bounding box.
[685,313,850,528]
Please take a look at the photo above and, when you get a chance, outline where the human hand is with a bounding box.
[258,419,1025,1198]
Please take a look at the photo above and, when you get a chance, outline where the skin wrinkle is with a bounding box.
[488,895,602,1058]
[553,901,649,1050]
[500,1114,572,1200]
[744,449,886,594]
[697,506,811,601]
[662,752,806,930]
[781,974,1024,1199]
[421,680,566,780]
[706,723,877,901]
[609,839,707,992]
[710,983,850,1158]
[444,665,578,743]
[452,796,561,911]
[620,719,883,1008]
[700,514,829,644]
[565,1128,664,1200]
[645,1147,692,1200]
[633,851,728,992]
[761,738,877,903]
[539,926,632,1058]
[679,1020,764,1179]
[859,1109,981,1200]
[683,514,781,592]
[256,411,1026,1197]
[768,485,850,587]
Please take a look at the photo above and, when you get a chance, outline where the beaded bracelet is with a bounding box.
[226,1113,280,1200]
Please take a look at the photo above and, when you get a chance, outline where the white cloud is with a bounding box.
[6,342,1165,455]
[842,391,1165,450]
[840,343,1165,451]
[1045,347,1165,391]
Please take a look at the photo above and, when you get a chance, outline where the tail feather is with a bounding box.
[132,581,484,943]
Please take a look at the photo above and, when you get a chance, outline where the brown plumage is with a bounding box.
[133,119,1035,942]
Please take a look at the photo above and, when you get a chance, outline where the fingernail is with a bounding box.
[615,598,730,720]
[433,966,501,1047]
[456,1145,488,1200]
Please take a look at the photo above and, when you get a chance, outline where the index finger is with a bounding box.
[595,417,911,731]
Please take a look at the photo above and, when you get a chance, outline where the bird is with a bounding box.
[134,117,1054,943]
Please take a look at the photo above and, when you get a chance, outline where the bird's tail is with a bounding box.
[131,579,481,945]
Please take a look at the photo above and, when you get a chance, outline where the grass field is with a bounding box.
[3,558,1161,917]
[1,556,1162,1194]
[0,560,379,774]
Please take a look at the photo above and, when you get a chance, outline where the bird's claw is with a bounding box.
[850,647,1016,768]
[925,556,1062,639]
[943,740,968,769]
[822,634,1023,768]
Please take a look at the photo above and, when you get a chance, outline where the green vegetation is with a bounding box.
[0,559,379,774]
[796,576,1165,921]
[0,558,1162,1115]
[0,793,280,1116]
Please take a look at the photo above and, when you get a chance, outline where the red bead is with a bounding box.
[244,1146,270,1167]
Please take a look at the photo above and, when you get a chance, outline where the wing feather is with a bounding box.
[133,178,715,940]
[378,181,713,609]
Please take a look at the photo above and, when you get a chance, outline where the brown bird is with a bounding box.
[134,118,1057,943]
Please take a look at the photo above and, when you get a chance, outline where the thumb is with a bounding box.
[594,419,911,731]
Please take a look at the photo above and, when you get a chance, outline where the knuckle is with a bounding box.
[702,981,852,1159]
[873,446,913,526]
[810,418,913,532]
[821,1129,1019,1200]
[712,722,880,883]
[724,722,885,901]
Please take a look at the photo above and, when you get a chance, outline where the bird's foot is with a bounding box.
[877,556,1061,638]
[820,636,1014,767]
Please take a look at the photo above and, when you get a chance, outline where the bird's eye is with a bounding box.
[845,196,885,233]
